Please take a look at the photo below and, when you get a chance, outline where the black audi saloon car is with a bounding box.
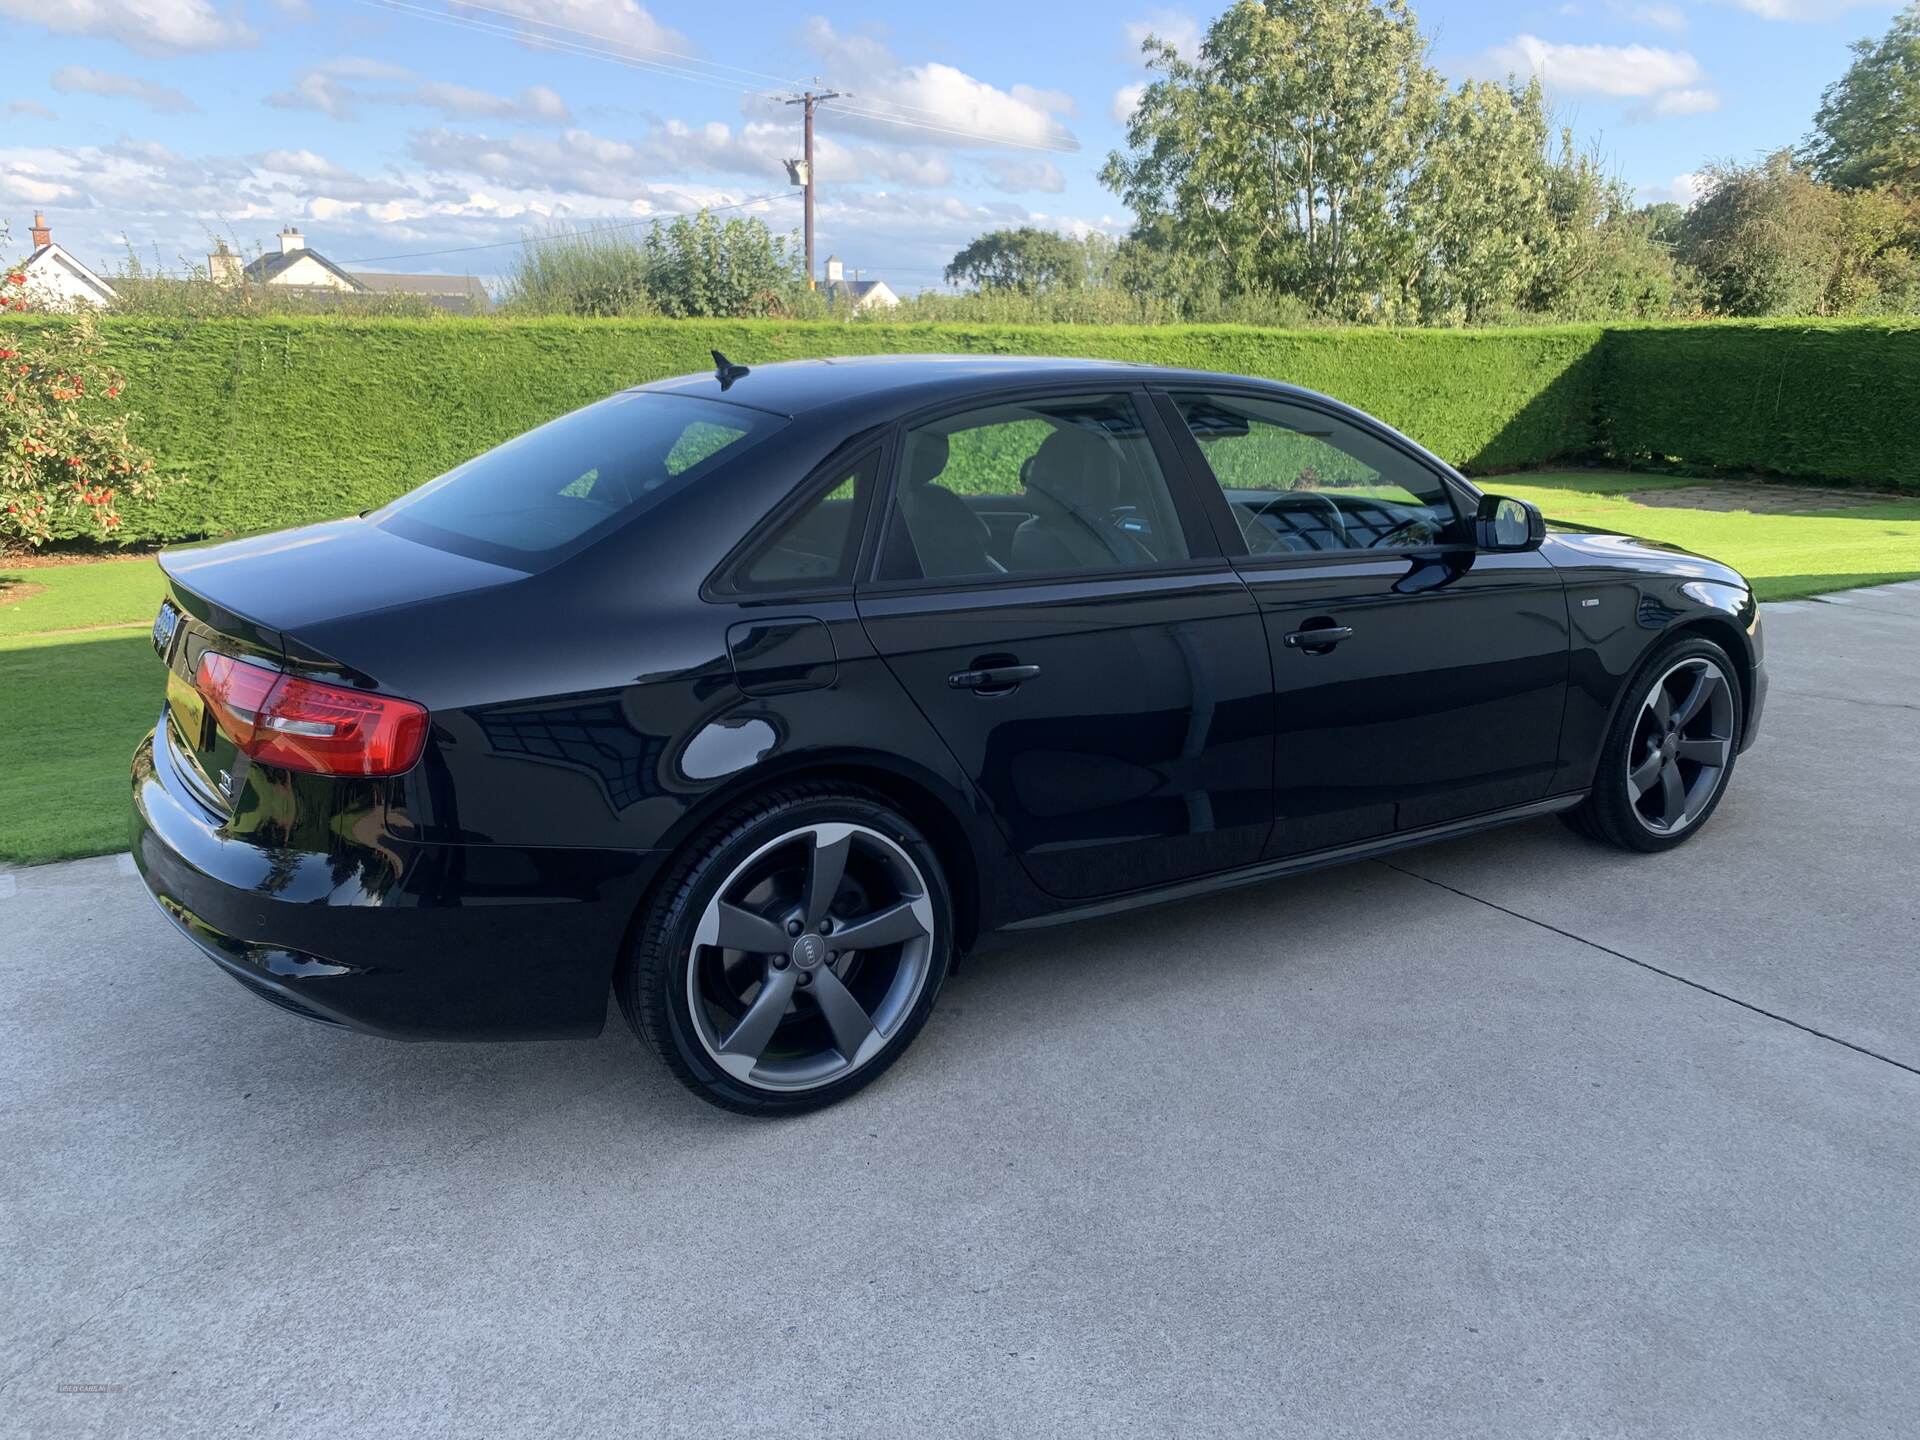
[132,355,1766,1113]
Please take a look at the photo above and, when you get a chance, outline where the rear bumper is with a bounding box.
[131,724,666,1040]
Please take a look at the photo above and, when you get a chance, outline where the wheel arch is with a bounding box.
[1662,615,1756,741]
[1582,614,1755,786]
[635,751,995,958]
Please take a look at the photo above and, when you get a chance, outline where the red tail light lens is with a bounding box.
[195,653,429,777]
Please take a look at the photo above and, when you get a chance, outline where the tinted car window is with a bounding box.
[877,393,1191,582]
[1170,392,1462,556]
[735,454,876,590]
[376,392,782,569]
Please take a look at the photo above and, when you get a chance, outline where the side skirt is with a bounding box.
[998,792,1587,933]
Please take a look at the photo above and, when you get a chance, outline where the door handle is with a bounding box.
[1284,625,1354,652]
[948,663,1042,692]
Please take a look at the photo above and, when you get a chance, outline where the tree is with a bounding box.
[944,227,1091,293]
[1680,152,1846,315]
[1404,78,1550,322]
[1803,2,1920,191]
[1530,137,1693,321]
[1102,0,1442,318]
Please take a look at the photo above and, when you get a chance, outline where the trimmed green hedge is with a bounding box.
[1600,319,1920,491]
[9,313,1919,545]
[12,316,1606,543]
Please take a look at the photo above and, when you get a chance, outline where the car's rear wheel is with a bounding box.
[1563,635,1742,853]
[618,784,953,1115]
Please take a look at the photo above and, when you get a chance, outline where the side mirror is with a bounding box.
[1475,494,1545,552]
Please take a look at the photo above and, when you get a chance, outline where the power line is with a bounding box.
[426,0,1068,140]
[336,189,800,265]
[357,0,1077,153]
[432,0,810,89]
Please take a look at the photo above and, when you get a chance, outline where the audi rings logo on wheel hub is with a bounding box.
[791,933,827,969]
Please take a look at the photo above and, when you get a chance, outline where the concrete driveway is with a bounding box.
[4,585,1918,1439]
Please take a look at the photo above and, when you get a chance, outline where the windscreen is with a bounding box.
[374,391,783,569]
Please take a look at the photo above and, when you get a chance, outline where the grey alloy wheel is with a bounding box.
[684,821,937,1093]
[1625,655,1737,836]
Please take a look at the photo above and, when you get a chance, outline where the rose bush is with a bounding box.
[1,275,157,547]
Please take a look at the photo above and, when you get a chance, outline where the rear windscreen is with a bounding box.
[374,391,783,569]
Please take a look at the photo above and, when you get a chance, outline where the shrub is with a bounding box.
[0,299,158,547]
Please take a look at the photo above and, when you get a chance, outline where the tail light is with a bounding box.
[195,653,429,777]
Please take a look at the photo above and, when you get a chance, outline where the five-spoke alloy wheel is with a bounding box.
[1564,635,1744,853]
[1625,656,1736,836]
[620,786,952,1115]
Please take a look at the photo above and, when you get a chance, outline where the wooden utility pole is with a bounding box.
[783,87,840,289]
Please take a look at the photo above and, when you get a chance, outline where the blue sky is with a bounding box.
[0,0,1904,289]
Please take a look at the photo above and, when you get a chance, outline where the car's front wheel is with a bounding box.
[618,784,953,1115]
[1563,634,1743,852]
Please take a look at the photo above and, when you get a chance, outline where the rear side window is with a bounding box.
[732,452,878,591]
[375,392,783,569]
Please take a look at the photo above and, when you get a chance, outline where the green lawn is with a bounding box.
[0,555,165,638]
[2,473,1918,865]
[1500,472,1920,601]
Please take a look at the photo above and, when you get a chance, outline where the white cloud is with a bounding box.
[1124,10,1201,60]
[1484,34,1705,96]
[1617,1,1688,31]
[1634,87,1721,117]
[267,61,572,125]
[1640,170,1708,206]
[51,65,196,115]
[1111,82,1146,123]
[1717,0,1888,17]
[405,119,952,197]
[7,99,57,119]
[0,0,252,55]
[981,157,1067,194]
[450,0,691,54]
[794,19,1079,153]
[0,127,1113,294]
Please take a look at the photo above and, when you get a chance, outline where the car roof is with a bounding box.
[635,353,1321,421]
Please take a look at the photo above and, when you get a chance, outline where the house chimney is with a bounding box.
[208,239,242,287]
[278,226,306,255]
[824,254,843,284]
[29,211,51,249]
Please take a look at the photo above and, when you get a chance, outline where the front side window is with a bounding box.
[376,392,783,569]
[1169,392,1463,556]
[876,393,1192,583]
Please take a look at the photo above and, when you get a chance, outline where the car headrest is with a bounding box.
[1026,425,1119,512]
[906,432,949,487]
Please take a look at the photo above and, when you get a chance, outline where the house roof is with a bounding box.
[242,247,365,290]
[828,278,890,298]
[351,272,494,313]
[22,243,117,305]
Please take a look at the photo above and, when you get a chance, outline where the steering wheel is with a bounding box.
[1367,515,1444,549]
[1256,491,1347,549]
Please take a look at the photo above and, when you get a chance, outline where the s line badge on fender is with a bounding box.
[131,354,1767,1115]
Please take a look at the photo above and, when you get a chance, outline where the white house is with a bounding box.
[224,227,492,313]
[822,255,900,312]
[241,227,362,291]
[16,212,116,310]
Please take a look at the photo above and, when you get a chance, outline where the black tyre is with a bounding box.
[1562,634,1743,853]
[617,783,954,1116]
